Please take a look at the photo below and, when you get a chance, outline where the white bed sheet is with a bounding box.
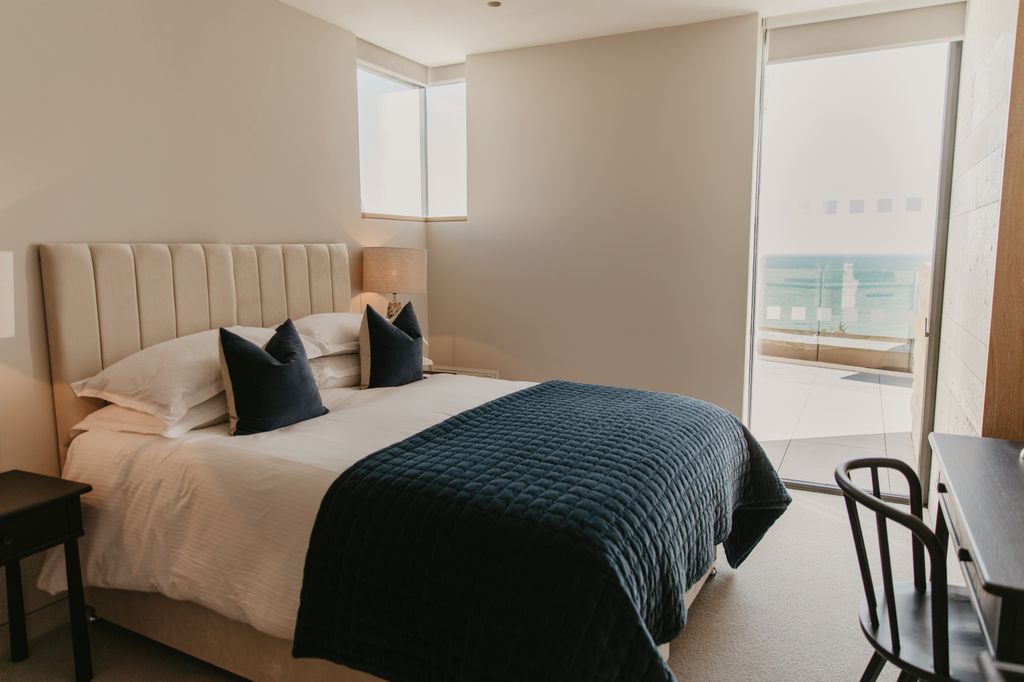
[38,374,534,640]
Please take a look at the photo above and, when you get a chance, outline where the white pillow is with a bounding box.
[292,311,360,358]
[71,326,322,423]
[72,394,228,439]
[310,355,432,391]
[293,312,361,357]
[309,354,361,390]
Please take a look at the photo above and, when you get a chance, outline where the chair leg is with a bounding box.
[896,673,917,682]
[860,652,886,682]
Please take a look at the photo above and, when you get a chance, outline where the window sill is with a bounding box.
[362,213,467,223]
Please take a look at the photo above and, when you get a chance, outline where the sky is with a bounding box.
[758,42,951,257]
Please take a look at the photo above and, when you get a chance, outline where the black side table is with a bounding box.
[0,469,92,681]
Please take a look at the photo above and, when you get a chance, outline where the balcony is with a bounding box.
[751,357,916,495]
[749,257,929,495]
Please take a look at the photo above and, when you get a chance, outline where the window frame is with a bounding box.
[356,62,467,222]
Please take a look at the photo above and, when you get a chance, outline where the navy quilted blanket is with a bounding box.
[293,381,790,681]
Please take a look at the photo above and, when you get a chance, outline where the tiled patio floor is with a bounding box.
[750,358,917,495]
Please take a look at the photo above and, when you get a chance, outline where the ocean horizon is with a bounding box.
[758,253,931,339]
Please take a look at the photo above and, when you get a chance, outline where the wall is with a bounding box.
[933,0,1019,436]
[427,14,761,416]
[0,0,426,640]
[982,0,1024,440]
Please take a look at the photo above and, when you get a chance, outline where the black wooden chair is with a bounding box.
[835,458,986,682]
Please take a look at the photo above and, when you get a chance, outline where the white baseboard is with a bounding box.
[430,365,500,378]
[0,597,68,655]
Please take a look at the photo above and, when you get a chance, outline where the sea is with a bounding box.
[758,254,931,340]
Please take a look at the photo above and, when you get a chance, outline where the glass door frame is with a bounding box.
[744,30,964,505]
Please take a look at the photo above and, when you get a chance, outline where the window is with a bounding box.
[751,38,953,493]
[356,67,467,219]
[426,83,468,218]
[357,70,423,217]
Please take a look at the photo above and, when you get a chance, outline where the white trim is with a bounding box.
[356,38,428,85]
[356,47,467,220]
[430,365,500,379]
[419,86,429,218]
[356,59,424,90]
[361,213,467,223]
[766,1,965,64]
[764,0,963,30]
[355,39,465,87]
[428,63,466,85]
[744,23,769,428]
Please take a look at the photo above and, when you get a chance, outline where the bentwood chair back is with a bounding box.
[836,458,986,682]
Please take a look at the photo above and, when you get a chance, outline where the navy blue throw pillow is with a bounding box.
[365,303,424,389]
[219,319,328,435]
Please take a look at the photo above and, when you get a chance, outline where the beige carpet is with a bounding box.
[3,490,921,681]
[670,490,916,681]
[0,619,241,681]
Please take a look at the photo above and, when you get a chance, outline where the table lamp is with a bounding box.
[0,251,13,339]
[362,247,427,318]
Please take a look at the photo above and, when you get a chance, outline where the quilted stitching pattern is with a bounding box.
[294,381,791,682]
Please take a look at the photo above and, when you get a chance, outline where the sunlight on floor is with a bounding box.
[750,358,916,494]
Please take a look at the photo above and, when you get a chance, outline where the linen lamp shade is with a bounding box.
[0,252,12,339]
[363,247,427,295]
[363,247,427,319]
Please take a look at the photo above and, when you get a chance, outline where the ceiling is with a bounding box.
[278,0,892,67]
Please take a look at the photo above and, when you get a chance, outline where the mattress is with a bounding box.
[38,374,535,639]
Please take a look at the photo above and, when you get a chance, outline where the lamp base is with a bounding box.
[386,298,403,319]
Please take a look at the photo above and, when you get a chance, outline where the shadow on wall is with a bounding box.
[0,248,62,476]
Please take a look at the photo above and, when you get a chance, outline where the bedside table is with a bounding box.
[0,469,92,681]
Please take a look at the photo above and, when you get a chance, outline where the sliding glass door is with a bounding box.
[749,41,960,495]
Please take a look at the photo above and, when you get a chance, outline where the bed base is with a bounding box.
[86,554,717,681]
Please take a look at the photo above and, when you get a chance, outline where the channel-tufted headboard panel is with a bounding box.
[39,243,353,466]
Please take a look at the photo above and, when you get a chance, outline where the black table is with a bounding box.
[930,433,1024,668]
[0,469,92,681]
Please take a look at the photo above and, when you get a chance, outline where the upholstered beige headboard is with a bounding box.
[39,243,353,466]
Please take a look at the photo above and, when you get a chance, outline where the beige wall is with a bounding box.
[0,0,426,635]
[426,15,760,416]
[934,0,1019,436]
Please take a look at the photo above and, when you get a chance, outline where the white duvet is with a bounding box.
[39,374,534,640]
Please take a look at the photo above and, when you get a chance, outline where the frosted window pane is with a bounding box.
[426,83,468,217]
[358,70,423,217]
[757,43,947,340]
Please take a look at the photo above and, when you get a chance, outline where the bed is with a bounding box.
[35,242,787,681]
